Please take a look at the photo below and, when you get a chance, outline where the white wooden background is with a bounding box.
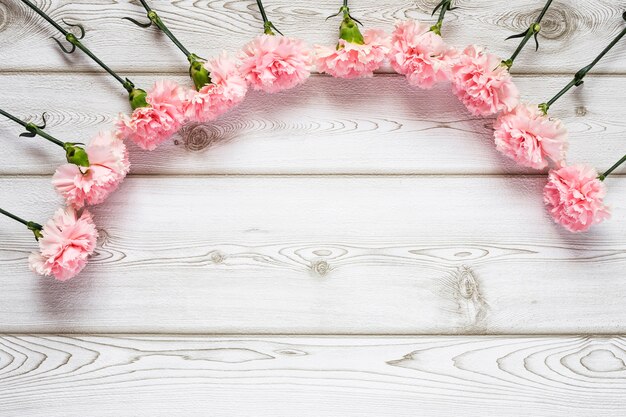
[1,0,625,415]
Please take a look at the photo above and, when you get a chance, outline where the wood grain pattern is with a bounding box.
[0,176,624,333]
[1,73,625,175]
[1,335,626,416]
[1,0,625,74]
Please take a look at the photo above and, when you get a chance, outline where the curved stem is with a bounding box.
[0,108,27,127]
[139,0,191,57]
[0,208,30,227]
[430,0,454,35]
[540,16,626,114]
[505,0,554,68]
[599,154,626,181]
[0,207,42,239]
[21,0,135,92]
[32,128,65,147]
[0,108,65,147]
[256,0,269,25]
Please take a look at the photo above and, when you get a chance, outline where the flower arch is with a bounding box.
[1,0,625,280]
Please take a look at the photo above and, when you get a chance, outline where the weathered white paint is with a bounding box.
[1,0,625,413]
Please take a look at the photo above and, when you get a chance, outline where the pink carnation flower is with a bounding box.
[52,131,130,208]
[389,20,457,89]
[450,45,519,116]
[239,34,313,93]
[117,80,185,151]
[315,29,390,79]
[544,164,610,232]
[28,207,98,281]
[184,53,248,123]
[494,104,568,169]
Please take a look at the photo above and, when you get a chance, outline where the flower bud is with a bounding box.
[129,88,148,110]
[189,55,211,91]
[339,16,364,45]
[64,143,90,167]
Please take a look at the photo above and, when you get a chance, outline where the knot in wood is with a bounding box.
[311,259,330,276]
[178,124,214,151]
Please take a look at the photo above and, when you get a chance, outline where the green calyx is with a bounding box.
[263,21,275,35]
[538,103,549,115]
[128,88,149,110]
[27,221,44,241]
[339,12,364,45]
[188,54,211,91]
[63,143,90,167]
[430,21,443,36]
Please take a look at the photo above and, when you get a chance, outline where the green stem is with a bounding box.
[139,0,192,57]
[430,0,453,36]
[21,0,136,93]
[256,0,278,35]
[599,154,626,181]
[504,0,554,69]
[0,208,43,240]
[539,13,626,114]
[0,108,64,147]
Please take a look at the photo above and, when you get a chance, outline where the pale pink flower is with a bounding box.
[117,80,186,151]
[544,164,610,232]
[494,104,568,169]
[450,45,519,116]
[52,131,130,208]
[239,34,313,93]
[389,20,457,89]
[315,29,390,79]
[184,53,248,123]
[28,207,98,281]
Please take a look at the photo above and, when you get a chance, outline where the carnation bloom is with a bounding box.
[389,20,457,89]
[52,131,130,208]
[315,29,390,79]
[239,34,313,93]
[184,53,249,123]
[543,164,610,232]
[494,104,568,169]
[28,207,98,281]
[450,45,519,116]
[117,80,186,151]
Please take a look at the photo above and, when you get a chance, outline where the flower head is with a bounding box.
[494,104,568,169]
[450,45,519,116]
[117,80,186,151]
[315,29,390,79]
[52,131,130,208]
[28,207,98,281]
[544,164,610,232]
[184,53,248,123]
[239,34,313,93]
[389,20,457,89]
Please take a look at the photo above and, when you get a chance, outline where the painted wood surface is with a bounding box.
[1,335,626,417]
[1,0,626,412]
[1,176,624,333]
[0,73,625,175]
[1,0,625,74]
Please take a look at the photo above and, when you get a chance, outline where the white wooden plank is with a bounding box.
[1,335,626,416]
[1,0,625,74]
[1,73,624,175]
[0,176,624,333]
